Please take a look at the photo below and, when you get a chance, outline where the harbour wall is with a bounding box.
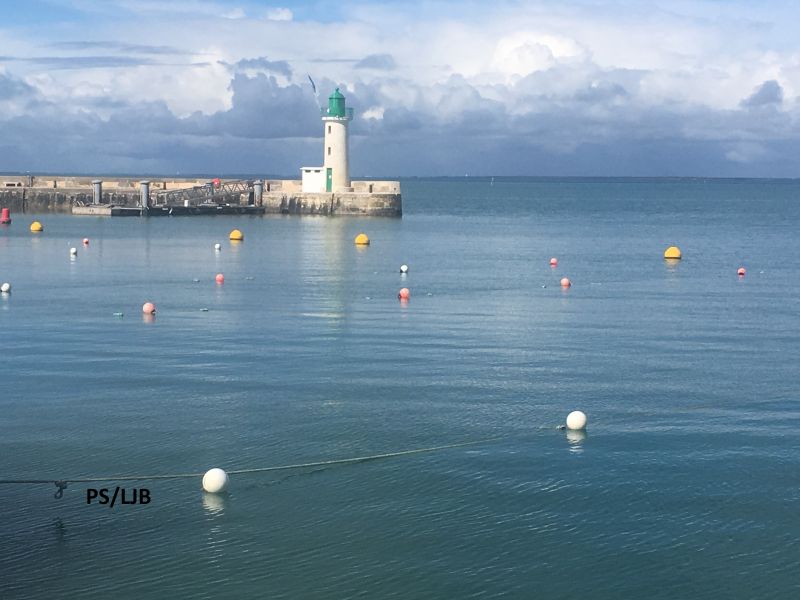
[0,176,402,217]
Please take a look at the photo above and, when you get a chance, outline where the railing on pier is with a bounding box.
[154,180,254,207]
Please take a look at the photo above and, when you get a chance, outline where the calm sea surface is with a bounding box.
[1,178,799,598]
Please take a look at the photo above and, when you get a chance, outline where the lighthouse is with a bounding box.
[302,88,353,193]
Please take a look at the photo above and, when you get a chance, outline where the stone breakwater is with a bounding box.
[0,176,402,217]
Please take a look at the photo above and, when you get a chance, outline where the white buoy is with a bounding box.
[566,410,587,431]
[400,264,409,274]
[202,468,229,493]
[70,247,78,256]
[0,282,10,293]
[214,243,221,251]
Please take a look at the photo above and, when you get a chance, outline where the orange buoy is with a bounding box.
[550,257,558,267]
[142,302,156,314]
[737,267,746,277]
[215,273,225,284]
[560,277,571,288]
[398,287,410,300]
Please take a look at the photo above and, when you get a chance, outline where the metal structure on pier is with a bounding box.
[153,179,255,207]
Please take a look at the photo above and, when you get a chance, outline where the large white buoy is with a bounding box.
[202,468,229,493]
[566,410,587,431]
[0,282,10,294]
[214,243,221,251]
[400,264,409,274]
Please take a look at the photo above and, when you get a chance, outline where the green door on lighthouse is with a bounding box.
[326,168,332,192]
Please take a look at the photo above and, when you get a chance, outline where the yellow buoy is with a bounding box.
[664,246,681,259]
[30,221,43,232]
[229,229,244,241]
[354,233,370,245]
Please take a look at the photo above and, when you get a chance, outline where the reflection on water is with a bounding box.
[566,430,587,453]
[202,492,226,516]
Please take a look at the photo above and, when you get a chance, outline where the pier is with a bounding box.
[0,174,401,217]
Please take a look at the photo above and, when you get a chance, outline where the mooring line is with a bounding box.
[0,436,504,494]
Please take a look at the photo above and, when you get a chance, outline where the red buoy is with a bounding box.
[550,257,558,267]
[0,208,10,224]
[215,273,225,284]
[398,287,410,300]
[737,267,746,277]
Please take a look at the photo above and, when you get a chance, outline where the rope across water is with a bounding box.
[0,436,504,497]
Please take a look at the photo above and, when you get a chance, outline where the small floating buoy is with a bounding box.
[113,312,124,318]
[215,273,224,284]
[69,247,78,256]
[229,229,244,241]
[560,277,571,288]
[1,282,10,294]
[398,287,410,300]
[202,468,229,493]
[354,233,370,245]
[200,308,209,312]
[214,243,221,251]
[737,267,746,277]
[30,221,43,233]
[1,208,11,224]
[400,264,409,274]
[566,410,587,431]
[142,302,156,314]
[664,246,681,260]
[83,238,89,245]
[550,257,558,267]
[192,278,200,283]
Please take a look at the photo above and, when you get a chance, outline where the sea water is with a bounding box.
[1,178,798,598]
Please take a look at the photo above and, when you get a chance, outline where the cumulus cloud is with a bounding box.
[355,54,396,70]
[1,0,800,176]
[266,8,293,21]
[232,56,293,78]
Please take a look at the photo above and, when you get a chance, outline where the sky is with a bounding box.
[1,0,799,177]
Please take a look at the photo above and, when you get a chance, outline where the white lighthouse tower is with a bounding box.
[302,88,353,193]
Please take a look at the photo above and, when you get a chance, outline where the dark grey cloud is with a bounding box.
[48,41,186,55]
[0,68,799,177]
[231,56,293,78]
[354,53,396,70]
[741,80,783,107]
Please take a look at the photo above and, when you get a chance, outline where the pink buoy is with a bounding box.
[215,273,225,284]
[737,267,746,277]
[398,287,410,300]
[550,257,558,267]
[142,302,156,314]
[560,277,571,288]
[83,237,89,245]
